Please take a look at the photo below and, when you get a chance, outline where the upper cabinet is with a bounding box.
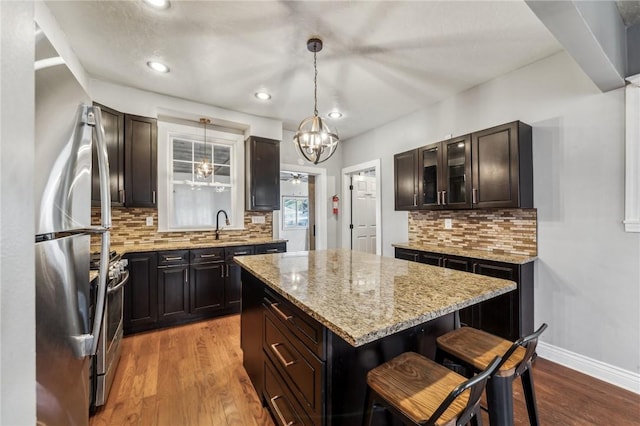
[91,104,158,208]
[124,114,158,208]
[92,103,125,206]
[471,121,532,209]
[245,136,280,211]
[394,149,419,210]
[394,121,532,211]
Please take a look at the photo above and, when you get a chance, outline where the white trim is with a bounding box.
[279,163,328,250]
[537,342,640,394]
[625,74,640,232]
[341,159,382,255]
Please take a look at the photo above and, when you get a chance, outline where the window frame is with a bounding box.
[157,120,245,232]
[281,195,309,230]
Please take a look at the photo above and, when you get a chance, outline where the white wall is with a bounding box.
[279,179,309,251]
[342,51,640,377]
[0,2,36,424]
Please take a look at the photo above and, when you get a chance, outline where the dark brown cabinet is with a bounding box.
[246,136,280,211]
[189,247,226,315]
[224,245,254,310]
[394,247,533,341]
[123,251,158,335]
[394,149,419,210]
[471,121,533,209]
[92,103,124,206]
[394,121,532,211]
[418,135,472,210]
[125,114,157,207]
[157,251,190,323]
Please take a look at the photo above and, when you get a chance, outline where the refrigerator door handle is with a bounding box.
[87,105,111,228]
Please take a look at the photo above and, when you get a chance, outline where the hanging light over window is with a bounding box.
[197,118,213,179]
[293,38,339,165]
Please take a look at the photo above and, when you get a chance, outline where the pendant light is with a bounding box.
[293,38,339,165]
[196,118,213,179]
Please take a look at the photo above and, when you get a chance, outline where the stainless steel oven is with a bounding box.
[90,252,128,410]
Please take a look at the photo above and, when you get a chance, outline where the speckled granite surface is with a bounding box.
[90,271,99,282]
[110,239,287,255]
[235,249,516,347]
[393,242,537,264]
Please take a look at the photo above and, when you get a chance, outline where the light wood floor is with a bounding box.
[91,315,639,426]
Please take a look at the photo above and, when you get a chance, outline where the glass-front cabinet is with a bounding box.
[418,135,471,210]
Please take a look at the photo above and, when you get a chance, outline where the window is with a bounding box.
[157,120,244,232]
[282,196,308,229]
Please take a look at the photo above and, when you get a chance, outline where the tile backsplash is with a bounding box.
[91,207,272,249]
[408,209,537,256]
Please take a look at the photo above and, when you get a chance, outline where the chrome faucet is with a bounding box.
[215,209,230,240]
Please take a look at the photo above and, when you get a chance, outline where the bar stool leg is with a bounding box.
[486,375,514,426]
[470,406,483,426]
[362,386,375,426]
[521,368,540,426]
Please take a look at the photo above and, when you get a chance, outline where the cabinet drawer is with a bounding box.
[157,250,189,266]
[255,242,287,254]
[263,309,323,423]
[394,247,419,262]
[264,289,325,359]
[225,245,254,261]
[190,247,224,264]
[264,358,313,426]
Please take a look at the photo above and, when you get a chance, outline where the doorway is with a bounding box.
[341,159,382,255]
[274,164,328,251]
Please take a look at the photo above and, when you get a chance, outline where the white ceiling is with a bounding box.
[45,0,563,139]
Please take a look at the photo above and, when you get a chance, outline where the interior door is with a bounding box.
[351,175,377,254]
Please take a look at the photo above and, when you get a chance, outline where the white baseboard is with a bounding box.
[537,342,640,394]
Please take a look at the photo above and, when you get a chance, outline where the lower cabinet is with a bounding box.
[123,251,158,335]
[124,242,287,335]
[394,247,533,341]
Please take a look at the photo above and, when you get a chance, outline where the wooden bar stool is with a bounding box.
[436,324,548,426]
[362,352,501,426]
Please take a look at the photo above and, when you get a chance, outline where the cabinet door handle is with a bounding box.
[266,248,280,253]
[270,396,295,426]
[199,254,219,258]
[220,265,225,278]
[252,195,255,206]
[271,303,293,322]
[270,343,296,367]
[436,191,441,206]
[226,264,229,277]
[413,193,417,206]
[120,189,125,204]
[234,251,249,255]
[164,256,183,261]
[442,190,446,205]
[472,188,478,204]
[184,269,188,283]
[152,190,156,204]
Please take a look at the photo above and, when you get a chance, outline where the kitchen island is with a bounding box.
[236,249,516,426]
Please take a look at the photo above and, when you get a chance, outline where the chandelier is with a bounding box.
[293,38,339,165]
[197,118,213,179]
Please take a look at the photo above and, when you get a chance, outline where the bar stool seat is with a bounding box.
[363,352,501,426]
[436,324,548,426]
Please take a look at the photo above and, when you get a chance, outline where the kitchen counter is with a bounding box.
[110,238,287,255]
[235,248,516,347]
[393,242,537,264]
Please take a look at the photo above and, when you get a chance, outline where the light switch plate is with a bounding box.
[251,216,265,224]
[444,218,452,229]
[146,216,153,226]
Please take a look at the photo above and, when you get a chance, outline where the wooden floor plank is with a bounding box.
[91,315,639,426]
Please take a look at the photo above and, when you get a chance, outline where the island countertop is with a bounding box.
[235,248,516,347]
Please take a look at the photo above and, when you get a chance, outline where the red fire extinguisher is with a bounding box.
[332,195,339,215]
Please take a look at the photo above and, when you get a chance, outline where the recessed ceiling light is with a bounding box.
[147,61,170,73]
[255,91,272,101]
[328,111,343,119]
[143,0,170,9]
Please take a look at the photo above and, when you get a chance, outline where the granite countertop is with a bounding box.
[90,271,99,283]
[110,239,287,255]
[392,242,537,264]
[235,249,516,347]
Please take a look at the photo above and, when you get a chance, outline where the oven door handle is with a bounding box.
[107,270,130,295]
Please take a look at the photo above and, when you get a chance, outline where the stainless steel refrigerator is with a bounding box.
[35,30,111,426]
